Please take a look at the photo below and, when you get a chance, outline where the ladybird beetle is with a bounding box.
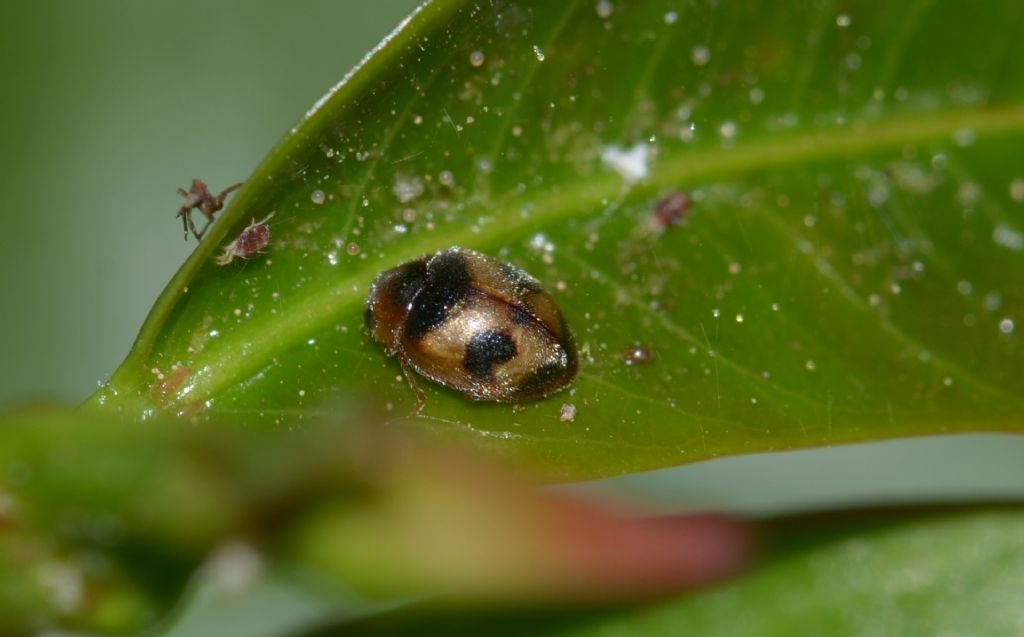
[364,247,577,412]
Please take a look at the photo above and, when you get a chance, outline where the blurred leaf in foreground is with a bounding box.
[0,408,750,635]
[333,507,1024,637]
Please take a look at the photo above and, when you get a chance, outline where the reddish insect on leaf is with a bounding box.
[651,191,690,231]
[215,213,274,265]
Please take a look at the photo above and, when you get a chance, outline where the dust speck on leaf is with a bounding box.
[691,45,710,66]
[560,403,577,422]
[993,224,1024,251]
[601,143,650,183]
[622,344,656,366]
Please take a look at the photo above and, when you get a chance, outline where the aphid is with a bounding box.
[176,178,243,241]
[651,190,690,230]
[364,247,577,413]
[215,213,274,265]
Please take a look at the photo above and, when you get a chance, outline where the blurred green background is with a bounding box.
[0,0,419,410]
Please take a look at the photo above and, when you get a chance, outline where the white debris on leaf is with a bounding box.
[393,174,424,203]
[560,403,577,422]
[993,224,1024,251]
[601,143,650,183]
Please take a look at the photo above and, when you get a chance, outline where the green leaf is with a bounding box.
[89,0,1024,479]
[337,507,1024,637]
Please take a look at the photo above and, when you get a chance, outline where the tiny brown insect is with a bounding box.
[622,344,656,366]
[651,190,690,230]
[365,247,578,414]
[215,213,274,265]
[177,178,243,241]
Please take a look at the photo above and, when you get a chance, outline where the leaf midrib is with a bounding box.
[95,104,1024,413]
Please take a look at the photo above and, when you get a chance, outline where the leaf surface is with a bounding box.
[91,0,1024,479]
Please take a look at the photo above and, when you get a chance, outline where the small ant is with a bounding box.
[176,178,243,241]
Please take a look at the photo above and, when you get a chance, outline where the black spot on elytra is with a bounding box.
[404,252,472,342]
[430,250,473,288]
[509,305,535,326]
[387,260,428,311]
[514,360,568,399]
[464,330,517,379]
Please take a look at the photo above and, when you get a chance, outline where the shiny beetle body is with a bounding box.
[365,247,577,407]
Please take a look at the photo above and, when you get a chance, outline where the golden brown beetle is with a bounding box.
[364,247,577,413]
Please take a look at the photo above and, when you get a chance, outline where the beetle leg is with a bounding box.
[399,359,427,416]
